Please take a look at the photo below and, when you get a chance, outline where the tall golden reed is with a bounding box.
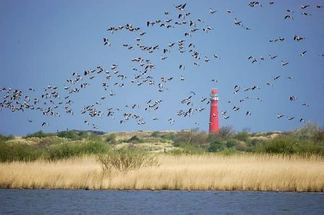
[0,154,323,191]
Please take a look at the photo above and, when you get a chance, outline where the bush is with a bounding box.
[151,131,161,137]
[0,134,14,142]
[207,133,219,143]
[313,130,324,142]
[256,133,324,155]
[160,132,176,140]
[172,130,209,146]
[0,139,110,162]
[293,139,324,155]
[225,139,238,148]
[208,141,226,152]
[248,138,262,147]
[209,138,250,152]
[256,136,297,154]
[98,148,158,173]
[0,142,43,162]
[294,123,321,141]
[176,144,207,155]
[37,136,63,147]
[105,134,117,144]
[25,131,53,138]
[56,130,99,141]
[47,141,109,160]
[126,135,143,144]
[57,130,81,140]
[171,132,191,146]
[188,131,209,145]
[171,131,209,154]
[217,126,235,139]
[235,131,249,142]
[235,141,249,151]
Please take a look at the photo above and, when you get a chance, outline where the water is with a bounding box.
[1,189,324,215]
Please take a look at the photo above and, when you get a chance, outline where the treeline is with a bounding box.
[0,123,323,162]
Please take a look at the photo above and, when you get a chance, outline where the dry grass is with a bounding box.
[0,154,324,191]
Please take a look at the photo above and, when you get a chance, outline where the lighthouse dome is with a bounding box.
[211,89,218,95]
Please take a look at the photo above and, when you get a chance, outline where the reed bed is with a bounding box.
[0,154,323,191]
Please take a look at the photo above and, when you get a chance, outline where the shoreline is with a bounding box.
[1,188,324,193]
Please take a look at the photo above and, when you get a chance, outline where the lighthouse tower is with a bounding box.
[209,89,219,133]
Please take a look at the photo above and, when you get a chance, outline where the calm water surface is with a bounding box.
[0,189,324,215]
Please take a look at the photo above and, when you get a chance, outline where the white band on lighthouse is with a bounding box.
[210,95,219,101]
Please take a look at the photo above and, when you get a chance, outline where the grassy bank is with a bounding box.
[0,154,323,191]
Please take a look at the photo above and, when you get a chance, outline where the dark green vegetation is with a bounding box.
[0,123,323,162]
[0,131,109,162]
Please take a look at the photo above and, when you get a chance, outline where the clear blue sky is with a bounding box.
[0,0,324,135]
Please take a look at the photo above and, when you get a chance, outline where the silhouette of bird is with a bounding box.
[293,35,304,41]
[103,38,111,46]
[209,8,216,14]
[300,50,307,56]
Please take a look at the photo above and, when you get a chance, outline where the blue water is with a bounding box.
[0,189,324,215]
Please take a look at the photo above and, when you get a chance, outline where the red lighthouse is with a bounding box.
[209,89,219,133]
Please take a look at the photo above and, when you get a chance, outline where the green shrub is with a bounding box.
[0,142,43,162]
[235,131,250,142]
[179,144,207,154]
[207,133,221,143]
[189,132,209,145]
[171,131,192,146]
[256,133,324,155]
[248,138,262,147]
[57,130,81,140]
[56,130,103,141]
[256,136,297,154]
[235,141,249,151]
[294,141,324,155]
[25,131,53,138]
[126,135,143,144]
[98,148,158,173]
[172,130,209,146]
[225,139,238,148]
[313,130,324,142]
[57,130,100,140]
[217,126,235,139]
[0,139,110,162]
[294,123,321,141]
[206,127,235,143]
[170,131,209,154]
[37,136,64,147]
[0,134,14,142]
[160,132,176,141]
[208,141,226,152]
[151,131,161,137]
[105,134,117,144]
[47,141,109,160]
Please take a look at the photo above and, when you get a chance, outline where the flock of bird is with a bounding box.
[0,1,323,130]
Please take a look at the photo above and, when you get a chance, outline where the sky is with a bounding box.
[0,0,324,135]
